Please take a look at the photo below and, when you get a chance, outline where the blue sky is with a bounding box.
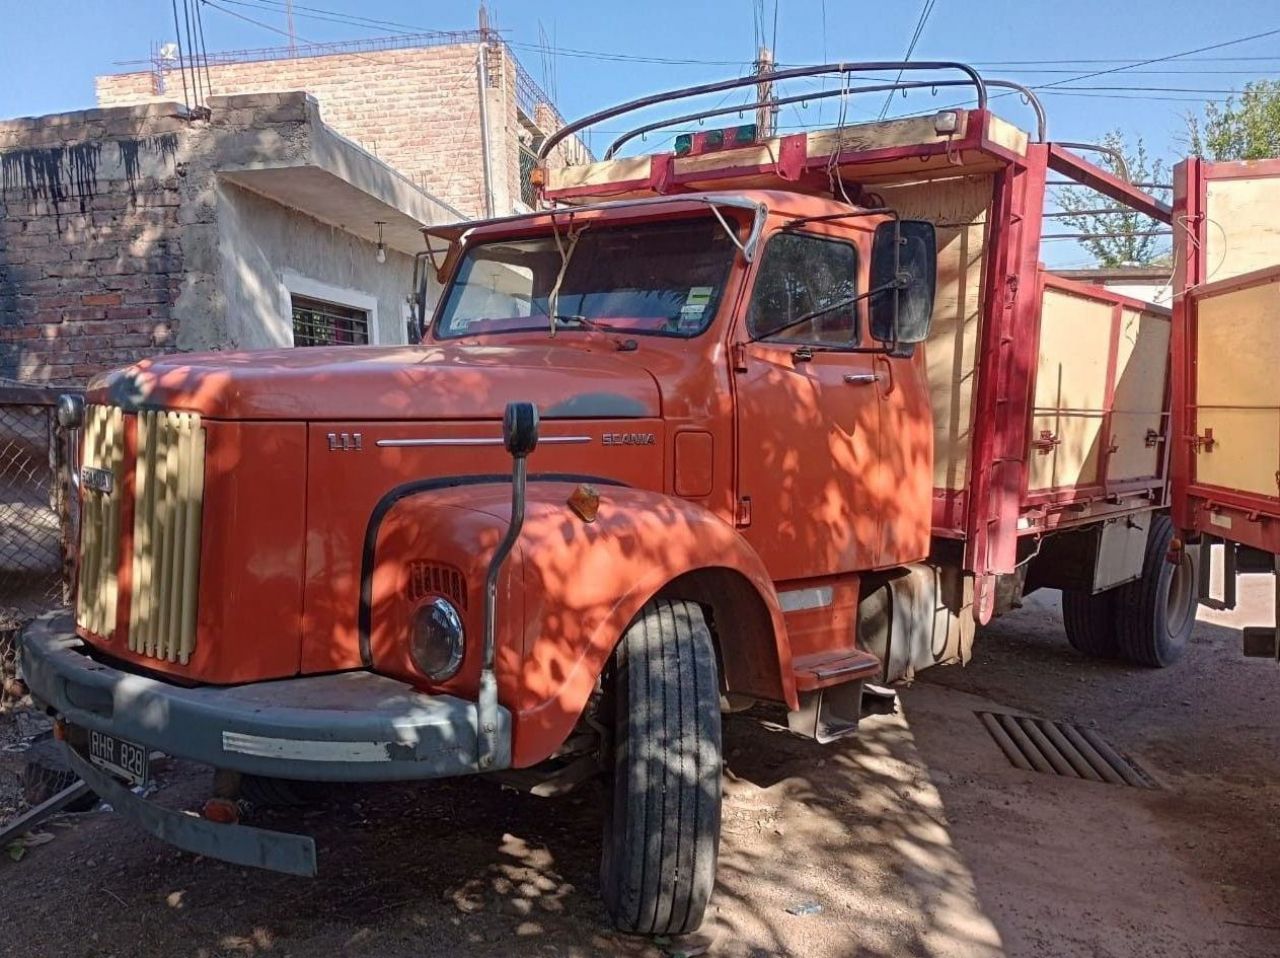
[2,0,1277,266]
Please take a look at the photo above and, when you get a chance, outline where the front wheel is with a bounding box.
[600,599,722,936]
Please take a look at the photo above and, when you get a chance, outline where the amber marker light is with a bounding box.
[568,483,601,523]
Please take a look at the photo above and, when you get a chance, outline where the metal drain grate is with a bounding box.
[977,712,1157,788]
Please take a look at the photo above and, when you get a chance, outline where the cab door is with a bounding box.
[734,230,884,581]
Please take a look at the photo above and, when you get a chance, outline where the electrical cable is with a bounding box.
[879,0,938,119]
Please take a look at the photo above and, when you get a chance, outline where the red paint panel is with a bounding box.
[673,430,714,497]
[300,420,665,675]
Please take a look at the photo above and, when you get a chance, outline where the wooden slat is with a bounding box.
[878,174,994,491]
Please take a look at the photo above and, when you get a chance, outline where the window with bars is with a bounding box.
[291,294,371,347]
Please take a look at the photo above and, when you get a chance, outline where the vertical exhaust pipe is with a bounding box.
[477,401,539,768]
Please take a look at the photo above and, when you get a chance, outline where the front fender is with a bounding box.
[512,484,794,766]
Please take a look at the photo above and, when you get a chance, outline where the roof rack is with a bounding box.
[538,60,992,161]
[602,77,1047,159]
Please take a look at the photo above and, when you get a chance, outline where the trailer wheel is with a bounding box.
[1113,515,1196,668]
[1061,588,1119,658]
[600,599,721,936]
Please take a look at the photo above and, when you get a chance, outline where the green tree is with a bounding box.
[1188,80,1280,161]
[1054,130,1171,267]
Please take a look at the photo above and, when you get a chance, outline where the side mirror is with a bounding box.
[56,393,84,430]
[869,219,937,347]
[503,401,539,458]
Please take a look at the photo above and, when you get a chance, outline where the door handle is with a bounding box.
[843,373,879,385]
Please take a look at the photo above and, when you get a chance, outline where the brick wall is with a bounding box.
[97,43,501,218]
[0,104,187,384]
[0,93,330,385]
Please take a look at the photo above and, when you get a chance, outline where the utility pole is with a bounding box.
[754,45,776,138]
[284,0,296,54]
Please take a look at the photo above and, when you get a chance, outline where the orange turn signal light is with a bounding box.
[201,797,240,825]
[568,483,600,523]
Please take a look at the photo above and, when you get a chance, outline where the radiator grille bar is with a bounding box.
[75,404,125,637]
[128,410,205,664]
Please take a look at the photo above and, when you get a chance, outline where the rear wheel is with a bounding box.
[1113,515,1196,667]
[1061,588,1119,658]
[600,599,721,936]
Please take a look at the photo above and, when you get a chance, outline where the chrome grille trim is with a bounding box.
[75,404,125,637]
[128,410,205,664]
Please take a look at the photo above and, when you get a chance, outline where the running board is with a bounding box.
[786,679,899,744]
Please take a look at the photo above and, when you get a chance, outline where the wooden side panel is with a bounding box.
[878,174,994,490]
[986,115,1029,156]
[1194,277,1280,498]
[1029,288,1113,491]
[1205,176,1280,282]
[805,112,969,159]
[1108,307,1170,481]
[545,155,651,192]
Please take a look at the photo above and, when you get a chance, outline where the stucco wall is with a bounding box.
[217,181,420,349]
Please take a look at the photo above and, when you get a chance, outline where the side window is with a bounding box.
[747,232,858,345]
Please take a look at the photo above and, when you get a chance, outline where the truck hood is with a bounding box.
[88,344,662,421]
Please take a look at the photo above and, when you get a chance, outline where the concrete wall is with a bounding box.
[217,181,417,349]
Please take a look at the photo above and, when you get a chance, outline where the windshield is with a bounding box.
[434,217,735,339]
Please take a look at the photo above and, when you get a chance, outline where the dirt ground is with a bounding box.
[1,583,1278,958]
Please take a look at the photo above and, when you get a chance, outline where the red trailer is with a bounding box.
[1171,157,1280,654]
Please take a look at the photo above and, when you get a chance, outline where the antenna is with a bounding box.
[285,0,296,54]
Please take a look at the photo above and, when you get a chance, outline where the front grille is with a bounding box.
[75,404,126,637]
[406,561,467,610]
[127,410,206,664]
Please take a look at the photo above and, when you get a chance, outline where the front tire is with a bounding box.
[600,599,721,936]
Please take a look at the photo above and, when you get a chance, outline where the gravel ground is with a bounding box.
[0,583,1277,958]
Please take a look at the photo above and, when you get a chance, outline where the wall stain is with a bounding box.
[0,133,179,212]
[0,143,101,215]
[117,134,179,199]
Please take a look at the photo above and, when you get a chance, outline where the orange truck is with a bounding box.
[18,61,1280,934]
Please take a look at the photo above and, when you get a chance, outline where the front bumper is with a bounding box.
[19,611,512,783]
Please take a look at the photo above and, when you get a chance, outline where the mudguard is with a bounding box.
[367,480,795,768]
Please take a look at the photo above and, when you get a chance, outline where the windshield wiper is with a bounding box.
[551,313,611,333]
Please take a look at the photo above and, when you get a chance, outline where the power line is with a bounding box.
[879,0,938,119]
[200,0,387,65]
[1035,25,1280,91]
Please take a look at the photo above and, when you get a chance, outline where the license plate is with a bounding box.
[88,729,150,786]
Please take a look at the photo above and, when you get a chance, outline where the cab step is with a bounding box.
[786,648,885,744]
[791,648,883,691]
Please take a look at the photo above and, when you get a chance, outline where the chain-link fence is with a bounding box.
[0,383,75,635]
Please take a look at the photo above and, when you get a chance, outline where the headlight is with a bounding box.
[410,597,465,681]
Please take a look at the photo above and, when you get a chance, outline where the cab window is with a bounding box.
[747,232,858,346]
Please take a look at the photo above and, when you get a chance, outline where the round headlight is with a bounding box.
[410,597,465,681]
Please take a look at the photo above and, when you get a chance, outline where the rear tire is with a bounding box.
[1061,588,1119,658]
[600,599,721,936]
[1113,514,1196,667]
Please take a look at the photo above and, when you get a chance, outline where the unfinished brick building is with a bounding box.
[0,91,454,384]
[1,30,583,385]
[95,31,588,219]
